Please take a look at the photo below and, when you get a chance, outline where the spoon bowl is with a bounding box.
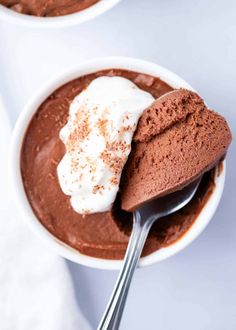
[137,178,201,223]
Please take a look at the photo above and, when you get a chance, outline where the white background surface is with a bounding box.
[0,0,236,329]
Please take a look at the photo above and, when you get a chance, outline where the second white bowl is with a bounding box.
[0,0,121,28]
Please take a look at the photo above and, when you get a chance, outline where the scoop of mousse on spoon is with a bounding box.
[98,89,232,330]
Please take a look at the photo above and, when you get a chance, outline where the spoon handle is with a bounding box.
[97,212,152,330]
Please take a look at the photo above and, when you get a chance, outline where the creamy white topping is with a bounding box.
[57,76,154,214]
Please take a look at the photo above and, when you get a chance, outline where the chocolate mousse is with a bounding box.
[21,69,230,260]
[121,89,232,211]
[0,0,100,17]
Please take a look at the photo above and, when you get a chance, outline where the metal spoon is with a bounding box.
[98,178,201,330]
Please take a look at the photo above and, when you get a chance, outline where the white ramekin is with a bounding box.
[10,57,226,270]
[0,0,121,28]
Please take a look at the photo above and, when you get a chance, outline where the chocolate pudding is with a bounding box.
[121,89,232,211]
[21,69,220,260]
[0,0,100,17]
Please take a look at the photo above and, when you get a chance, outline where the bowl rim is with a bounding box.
[10,56,226,270]
[0,0,121,28]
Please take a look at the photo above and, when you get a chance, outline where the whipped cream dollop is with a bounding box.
[57,76,154,214]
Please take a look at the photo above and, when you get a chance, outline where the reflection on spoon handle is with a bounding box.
[97,212,153,330]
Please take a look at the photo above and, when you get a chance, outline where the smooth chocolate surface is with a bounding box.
[21,69,216,260]
[0,0,99,17]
